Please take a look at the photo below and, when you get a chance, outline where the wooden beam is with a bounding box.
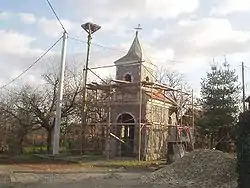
[109,132,125,144]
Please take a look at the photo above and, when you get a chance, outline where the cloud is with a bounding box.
[37,17,67,38]
[16,13,80,38]
[38,17,83,38]
[18,13,37,24]
[0,12,11,20]
[66,0,199,42]
[0,28,62,88]
[146,0,199,19]
[210,0,250,16]
[151,18,250,60]
[0,29,42,55]
[72,0,199,20]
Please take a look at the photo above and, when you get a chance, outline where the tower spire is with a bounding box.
[135,24,142,36]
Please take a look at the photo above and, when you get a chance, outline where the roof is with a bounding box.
[114,31,153,65]
[146,89,177,106]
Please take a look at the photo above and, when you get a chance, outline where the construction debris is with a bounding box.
[140,149,238,188]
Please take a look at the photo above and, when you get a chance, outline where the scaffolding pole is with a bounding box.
[180,85,183,126]
[80,30,92,155]
[191,89,195,149]
[138,60,143,161]
[106,85,112,160]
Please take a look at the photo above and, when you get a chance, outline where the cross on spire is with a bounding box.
[135,24,142,36]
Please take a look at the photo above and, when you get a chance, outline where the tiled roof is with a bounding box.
[146,89,177,105]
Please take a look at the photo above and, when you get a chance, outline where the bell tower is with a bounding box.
[114,25,156,83]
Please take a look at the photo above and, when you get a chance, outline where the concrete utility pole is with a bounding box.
[53,31,68,155]
[80,22,101,154]
[242,62,246,112]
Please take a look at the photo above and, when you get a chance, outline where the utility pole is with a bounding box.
[242,62,246,112]
[80,22,101,154]
[53,31,68,155]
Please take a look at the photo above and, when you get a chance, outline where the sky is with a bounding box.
[1,0,250,97]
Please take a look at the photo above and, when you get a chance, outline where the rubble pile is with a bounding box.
[140,150,238,188]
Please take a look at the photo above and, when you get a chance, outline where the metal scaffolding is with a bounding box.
[78,59,195,161]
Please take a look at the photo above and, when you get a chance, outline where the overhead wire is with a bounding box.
[69,35,190,94]
[70,35,247,97]
[0,36,63,90]
[0,1,66,92]
[70,34,250,69]
[68,36,185,63]
[69,36,125,53]
[45,0,67,33]
[85,61,141,71]
[88,69,107,84]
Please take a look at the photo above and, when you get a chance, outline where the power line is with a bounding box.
[0,36,62,90]
[45,0,67,32]
[86,61,141,71]
[69,36,185,63]
[88,69,107,84]
[71,36,250,68]
[69,37,125,53]
[142,63,158,82]
[70,35,250,86]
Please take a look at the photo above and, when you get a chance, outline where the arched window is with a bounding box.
[124,74,132,82]
[145,76,149,82]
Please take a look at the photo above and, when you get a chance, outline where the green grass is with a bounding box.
[95,160,161,168]
[0,154,9,159]
[54,154,162,169]
[23,146,67,154]
[52,154,105,163]
[23,146,47,153]
[0,153,164,170]
[0,153,47,164]
[78,155,104,162]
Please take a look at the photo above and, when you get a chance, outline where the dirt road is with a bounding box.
[0,165,155,188]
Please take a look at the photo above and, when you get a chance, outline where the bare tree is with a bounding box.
[1,64,83,153]
[29,66,82,153]
[157,67,192,123]
[0,86,39,153]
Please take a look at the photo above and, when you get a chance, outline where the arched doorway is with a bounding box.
[117,113,135,156]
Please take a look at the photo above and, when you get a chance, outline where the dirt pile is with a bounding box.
[140,149,238,188]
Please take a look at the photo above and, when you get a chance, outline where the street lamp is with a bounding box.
[80,22,101,154]
[81,22,101,36]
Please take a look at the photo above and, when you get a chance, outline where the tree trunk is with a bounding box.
[18,137,24,154]
[216,127,229,152]
[46,129,53,154]
[210,133,214,149]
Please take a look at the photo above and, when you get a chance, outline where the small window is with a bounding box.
[124,74,132,82]
[145,76,149,82]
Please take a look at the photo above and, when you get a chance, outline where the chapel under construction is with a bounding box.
[87,30,194,161]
